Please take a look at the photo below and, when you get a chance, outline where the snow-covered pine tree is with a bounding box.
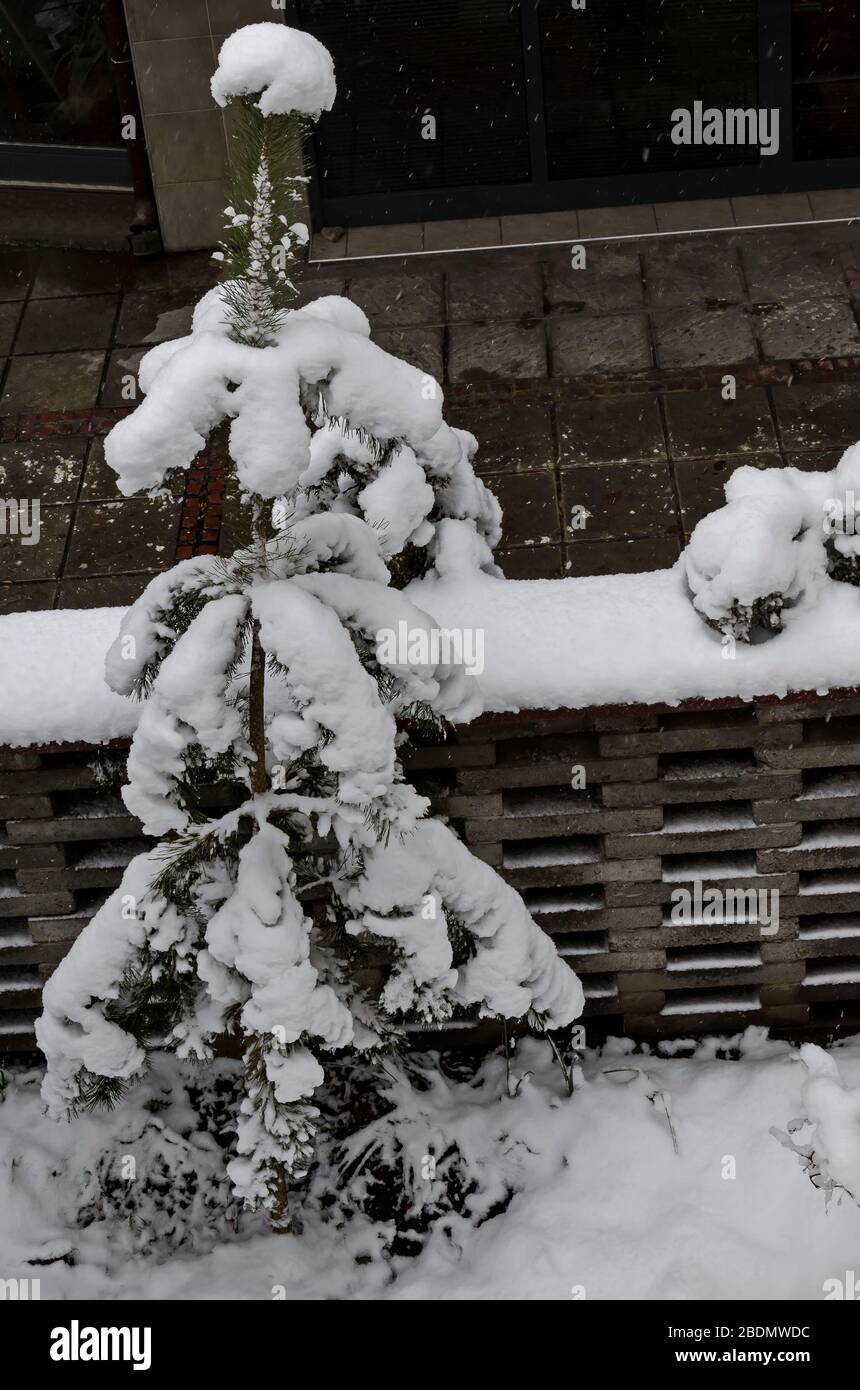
[36,22,582,1232]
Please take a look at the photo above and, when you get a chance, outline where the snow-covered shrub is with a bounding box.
[684,445,860,640]
[0,1058,243,1263]
[320,1050,551,1254]
[772,1043,860,1206]
[36,22,581,1232]
[823,442,860,587]
[76,1063,244,1256]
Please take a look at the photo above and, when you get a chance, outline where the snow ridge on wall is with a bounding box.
[3,561,860,749]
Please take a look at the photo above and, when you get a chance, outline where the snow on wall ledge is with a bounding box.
[2,563,860,748]
[0,607,134,748]
[406,562,860,713]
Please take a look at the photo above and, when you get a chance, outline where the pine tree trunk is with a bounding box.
[248,615,267,798]
[248,499,294,1235]
[249,499,269,797]
[270,1171,294,1234]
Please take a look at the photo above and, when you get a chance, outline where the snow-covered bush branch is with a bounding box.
[683,445,860,641]
[772,1044,860,1205]
[37,22,581,1230]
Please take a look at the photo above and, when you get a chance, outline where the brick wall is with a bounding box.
[5,691,860,1055]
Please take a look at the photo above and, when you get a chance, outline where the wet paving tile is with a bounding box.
[0,579,56,613]
[448,399,555,473]
[80,440,180,507]
[741,242,848,302]
[30,248,128,299]
[125,250,220,295]
[347,271,443,326]
[644,240,745,307]
[481,470,560,546]
[14,295,118,355]
[373,326,444,380]
[58,573,158,609]
[1,351,105,410]
[564,534,681,577]
[772,381,860,448]
[497,544,564,579]
[0,440,86,503]
[755,298,860,360]
[560,461,677,540]
[0,302,21,355]
[80,439,123,500]
[115,290,194,346]
[65,497,180,576]
[550,314,651,375]
[0,503,71,582]
[0,249,36,302]
[544,244,643,314]
[653,305,757,369]
[219,476,252,557]
[100,347,147,408]
[664,387,777,458]
[557,394,666,465]
[838,237,860,299]
[449,322,547,381]
[784,448,845,471]
[294,275,347,309]
[446,262,543,322]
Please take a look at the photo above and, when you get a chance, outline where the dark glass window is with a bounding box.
[540,0,759,179]
[298,0,530,197]
[0,0,122,147]
[793,0,860,160]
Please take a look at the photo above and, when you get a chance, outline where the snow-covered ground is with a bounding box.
[2,1029,858,1301]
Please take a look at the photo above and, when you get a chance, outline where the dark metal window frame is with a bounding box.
[289,0,860,230]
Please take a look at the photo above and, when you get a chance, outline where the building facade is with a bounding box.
[1,1,859,251]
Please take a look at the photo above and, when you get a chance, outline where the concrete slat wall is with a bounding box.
[5,692,860,1054]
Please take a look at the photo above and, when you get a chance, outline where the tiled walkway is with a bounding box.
[305,217,860,579]
[5,217,860,607]
[0,247,219,613]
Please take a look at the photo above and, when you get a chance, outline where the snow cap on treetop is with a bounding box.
[211,22,336,119]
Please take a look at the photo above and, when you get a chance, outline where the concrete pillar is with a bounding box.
[121,0,308,253]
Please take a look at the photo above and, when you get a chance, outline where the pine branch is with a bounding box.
[217,100,309,347]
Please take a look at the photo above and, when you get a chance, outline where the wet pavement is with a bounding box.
[4,218,860,609]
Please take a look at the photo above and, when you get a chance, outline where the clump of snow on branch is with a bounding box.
[252,578,399,815]
[123,593,250,836]
[37,853,167,1114]
[282,416,501,570]
[211,22,336,118]
[347,819,584,1027]
[105,302,443,502]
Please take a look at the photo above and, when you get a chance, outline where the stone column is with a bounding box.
[121,0,309,252]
